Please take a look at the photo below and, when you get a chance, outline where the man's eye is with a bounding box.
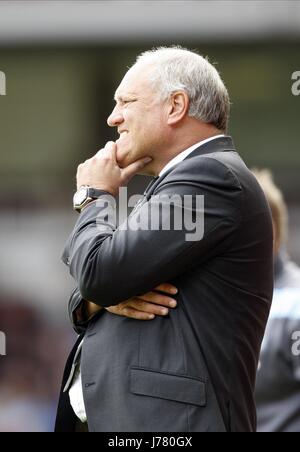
[123,99,135,105]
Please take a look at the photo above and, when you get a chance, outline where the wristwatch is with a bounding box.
[73,186,109,213]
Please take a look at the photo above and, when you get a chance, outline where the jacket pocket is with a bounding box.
[130,367,206,407]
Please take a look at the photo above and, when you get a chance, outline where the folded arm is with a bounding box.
[64,157,242,308]
[68,283,178,334]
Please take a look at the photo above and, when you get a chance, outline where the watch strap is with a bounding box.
[87,188,111,199]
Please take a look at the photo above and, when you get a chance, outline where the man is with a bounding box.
[253,170,300,432]
[55,46,273,432]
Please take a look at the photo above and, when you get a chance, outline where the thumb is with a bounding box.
[121,157,152,185]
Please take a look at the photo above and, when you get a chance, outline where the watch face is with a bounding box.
[74,186,89,207]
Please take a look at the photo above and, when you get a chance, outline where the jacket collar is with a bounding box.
[144,136,236,196]
[183,135,236,160]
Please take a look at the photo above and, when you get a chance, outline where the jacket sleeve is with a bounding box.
[62,157,242,307]
[68,287,105,334]
[68,287,87,334]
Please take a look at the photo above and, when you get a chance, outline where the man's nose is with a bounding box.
[107,107,124,127]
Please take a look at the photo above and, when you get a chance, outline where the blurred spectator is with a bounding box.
[0,297,72,432]
[254,170,300,432]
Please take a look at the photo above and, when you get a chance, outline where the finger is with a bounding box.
[77,162,85,173]
[96,148,103,157]
[154,283,178,295]
[121,157,152,184]
[96,141,117,160]
[137,292,177,308]
[108,305,155,321]
[127,299,169,316]
[103,141,117,161]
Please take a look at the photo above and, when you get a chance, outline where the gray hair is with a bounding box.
[252,168,288,246]
[134,46,230,132]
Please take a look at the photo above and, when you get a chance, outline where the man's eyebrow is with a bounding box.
[114,92,137,101]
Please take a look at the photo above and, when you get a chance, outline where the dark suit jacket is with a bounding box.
[55,136,273,432]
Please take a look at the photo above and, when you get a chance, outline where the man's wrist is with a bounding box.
[74,300,103,323]
[82,300,103,321]
[80,199,98,212]
[87,186,117,198]
[73,186,115,213]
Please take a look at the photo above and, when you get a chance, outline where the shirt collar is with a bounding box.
[159,134,225,178]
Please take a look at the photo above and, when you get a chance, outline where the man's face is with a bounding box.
[107,64,168,171]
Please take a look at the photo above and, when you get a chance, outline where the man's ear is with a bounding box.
[167,91,190,125]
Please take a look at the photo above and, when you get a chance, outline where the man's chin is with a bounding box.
[116,158,128,169]
[116,148,131,168]
[117,150,137,169]
[116,156,127,169]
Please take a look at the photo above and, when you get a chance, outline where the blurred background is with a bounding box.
[0,0,299,431]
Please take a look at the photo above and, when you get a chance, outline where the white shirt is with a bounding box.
[69,363,87,423]
[68,340,87,423]
[69,134,224,423]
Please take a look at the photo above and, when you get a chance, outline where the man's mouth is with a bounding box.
[117,130,129,142]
